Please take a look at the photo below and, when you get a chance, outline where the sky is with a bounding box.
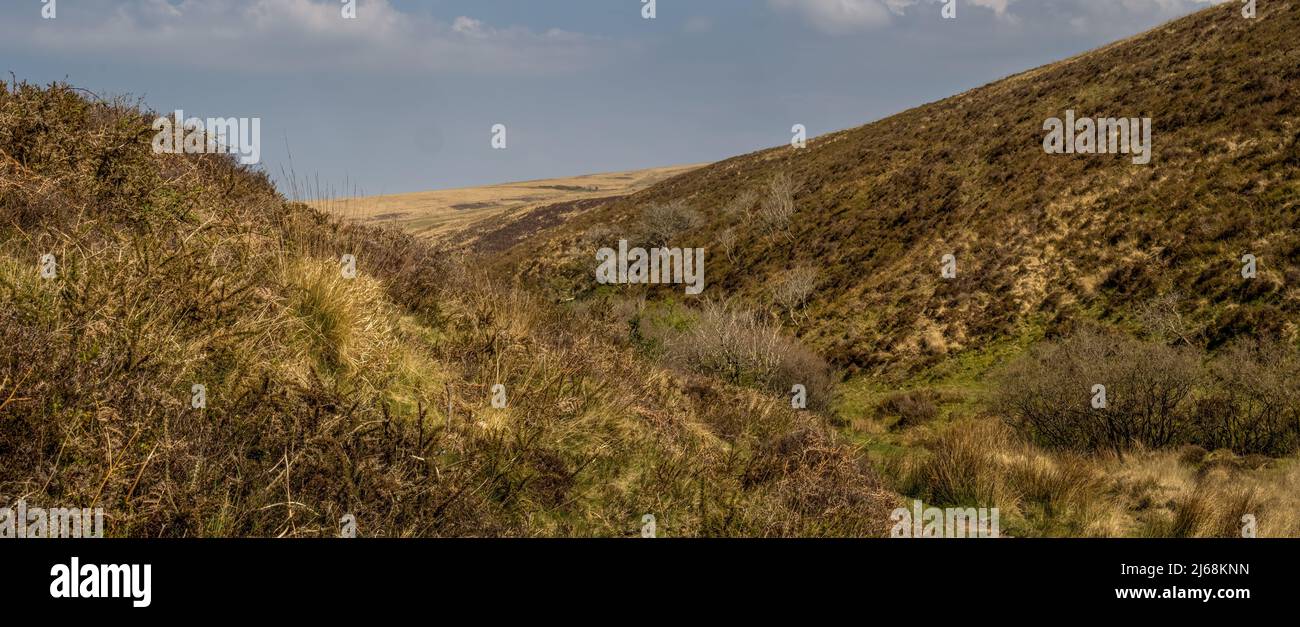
[1,0,1228,196]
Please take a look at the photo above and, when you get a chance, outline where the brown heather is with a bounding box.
[8,2,1300,539]
[487,2,1300,375]
[454,3,1300,536]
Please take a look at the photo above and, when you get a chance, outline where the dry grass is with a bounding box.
[1107,448,1300,538]
[887,416,1300,537]
[0,81,895,537]
[310,165,701,245]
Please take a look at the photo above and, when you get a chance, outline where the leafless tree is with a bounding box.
[759,172,798,234]
[718,226,738,262]
[639,199,702,247]
[996,328,1200,456]
[722,189,758,221]
[1137,292,1196,345]
[772,266,819,321]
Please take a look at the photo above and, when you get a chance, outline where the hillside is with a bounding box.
[310,164,700,250]
[487,1,1300,376]
[0,83,893,537]
[456,2,1300,537]
[6,1,1300,539]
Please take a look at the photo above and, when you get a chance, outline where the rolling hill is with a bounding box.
[0,85,891,538]
[6,1,1300,539]
[437,1,1300,536]
[480,1,1300,377]
[310,164,700,250]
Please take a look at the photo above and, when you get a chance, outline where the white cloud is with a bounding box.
[772,0,1227,34]
[769,0,896,35]
[5,0,606,76]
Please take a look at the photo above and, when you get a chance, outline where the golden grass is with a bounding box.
[310,164,702,244]
[888,416,1300,537]
[0,82,895,537]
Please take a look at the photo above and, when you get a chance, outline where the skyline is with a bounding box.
[2,0,1228,195]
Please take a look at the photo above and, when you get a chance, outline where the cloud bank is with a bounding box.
[6,0,605,75]
[769,0,1227,35]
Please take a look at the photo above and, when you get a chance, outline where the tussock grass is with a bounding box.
[0,80,896,537]
[884,416,1300,537]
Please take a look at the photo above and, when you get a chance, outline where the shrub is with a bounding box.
[758,172,797,231]
[771,266,819,316]
[1193,339,1300,455]
[663,302,835,410]
[996,328,1200,453]
[638,199,701,247]
[878,389,940,429]
[717,226,738,262]
[1136,292,1197,345]
[721,189,758,221]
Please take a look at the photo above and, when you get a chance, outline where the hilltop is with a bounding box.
[310,164,700,252]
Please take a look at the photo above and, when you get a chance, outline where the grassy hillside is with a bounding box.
[460,2,1300,537]
[309,164,700,250]
[8,2,1299,538]
[0,82,893,537]
[492,2,1300,375]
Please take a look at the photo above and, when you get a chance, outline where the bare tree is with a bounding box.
[639,199,702,247]
[1137,292,1195,345]
[758,172,798,234]
[772,266,819,320]
[1195,339,1300,456]
[722,189,758,221]
[995,328,1200,456]
[718,226,738,262]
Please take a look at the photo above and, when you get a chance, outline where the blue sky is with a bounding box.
[2,0,1225,195]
